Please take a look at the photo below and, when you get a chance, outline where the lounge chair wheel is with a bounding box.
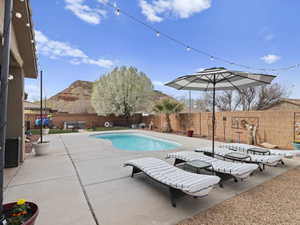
[234,178,238,183]
[280,160,285,165]
[219,182,224,188]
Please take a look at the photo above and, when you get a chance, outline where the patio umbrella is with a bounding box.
[165,67,276,156]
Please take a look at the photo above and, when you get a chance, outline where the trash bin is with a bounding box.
[5,137,20,168]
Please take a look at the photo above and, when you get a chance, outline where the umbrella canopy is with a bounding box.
[165,67,276,91]
[165,67,277,156]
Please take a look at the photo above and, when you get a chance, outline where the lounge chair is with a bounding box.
[221,143,300,159]
[195,147,283,171]
[124,157,220,207]
[166,151,258,187]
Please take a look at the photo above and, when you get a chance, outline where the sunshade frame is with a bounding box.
[165,67,276,157]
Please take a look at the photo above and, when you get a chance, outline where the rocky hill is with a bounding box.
[45,80,174,114]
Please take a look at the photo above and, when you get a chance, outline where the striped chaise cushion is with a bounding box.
[167,151,258,178]
[221,143,300,158]
[124,157,220,194]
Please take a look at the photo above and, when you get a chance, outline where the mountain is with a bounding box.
[45,80,174,114]
[46,80,95,114]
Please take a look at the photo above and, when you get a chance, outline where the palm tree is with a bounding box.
[153,98,184,132]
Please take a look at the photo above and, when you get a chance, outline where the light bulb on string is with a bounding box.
[26,23,30,27]
[15,12,22,19]
[100,1,299,73]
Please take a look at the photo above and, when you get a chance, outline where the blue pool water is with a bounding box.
[92,133,180,151]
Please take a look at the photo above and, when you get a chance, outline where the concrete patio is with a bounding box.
[4,130,300,225]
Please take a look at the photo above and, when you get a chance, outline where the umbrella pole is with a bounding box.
[212,76,216,157]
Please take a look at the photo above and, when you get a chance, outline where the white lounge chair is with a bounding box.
[196,147,283,171]
[221,143,300,159]
[166,151,258,187]
[124,157,220,207]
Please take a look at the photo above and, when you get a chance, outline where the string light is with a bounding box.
[26,23,30,27]
[15,12,22,19]
[8,75,14,80]
[101,1,299,73]
[115,8,120,16]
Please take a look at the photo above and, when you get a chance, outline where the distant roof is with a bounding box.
[24,101,39,109]
[24,101,52,110]
[264,98,300,110]
[280,98,300,106]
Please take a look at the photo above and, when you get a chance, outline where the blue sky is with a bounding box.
[25,0,300,100]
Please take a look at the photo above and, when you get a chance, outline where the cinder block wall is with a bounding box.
[25,113,142,129]
[143,111,298,149]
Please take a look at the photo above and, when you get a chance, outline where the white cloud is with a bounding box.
[153,80,165,86]
[64,0,107,24]
[264,34,275,41]
[139,0,164,22]
[261,54,281,64]
[82,58,114,68]
[195,67,205,72]
[35,30,114,68]
[25,84,40,101]
[139,0,211,22]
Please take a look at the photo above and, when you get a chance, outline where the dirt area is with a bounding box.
[178,167,300,225]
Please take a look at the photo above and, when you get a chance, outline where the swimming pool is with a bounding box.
[92,132,180,151]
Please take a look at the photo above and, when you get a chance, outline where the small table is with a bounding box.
[224,152,251,162]
[184,160,212,174]
[247,148,270,155]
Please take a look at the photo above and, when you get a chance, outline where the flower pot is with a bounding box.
[187,130,194,137]
[3,202,39,225]
[293,142,300,150]
[33,141,50,156]
[42,128,50,135]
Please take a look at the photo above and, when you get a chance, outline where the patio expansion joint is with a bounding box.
[6,175,75,189]
[4,164,23,191]
[59,135,100,225]
[84,176,130,187]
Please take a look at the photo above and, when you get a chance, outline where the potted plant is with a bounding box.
[293,140,300,150]
[187,130,194,137]
[3,199,39,225]
[42,123,49,135]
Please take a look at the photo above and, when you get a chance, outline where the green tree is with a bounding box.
[154,98,184,132]
[91,66,154,120]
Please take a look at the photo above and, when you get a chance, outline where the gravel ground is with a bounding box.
[178,167,300,225]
